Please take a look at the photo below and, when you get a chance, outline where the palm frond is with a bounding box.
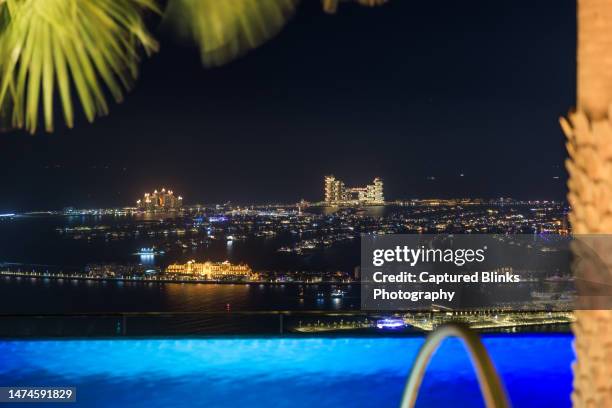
[0,0,159,133]
[164,0,298,67]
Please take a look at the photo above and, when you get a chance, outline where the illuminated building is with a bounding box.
[324,176,345,203]
[137,188,183,211]
[324,176,384,205]
[166,260,253,280]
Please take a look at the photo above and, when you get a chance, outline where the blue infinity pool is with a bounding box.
[0,335,572,407]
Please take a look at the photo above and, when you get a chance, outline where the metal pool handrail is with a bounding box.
[399,324,510,408]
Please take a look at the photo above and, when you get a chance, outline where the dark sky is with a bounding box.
[0,0,576,211]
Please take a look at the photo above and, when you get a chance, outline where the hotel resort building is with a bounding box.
[137,188,183,211]
[166,260,254,281]
[324,175,384,205]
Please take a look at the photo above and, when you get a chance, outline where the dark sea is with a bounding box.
[0,213,362,315]
[0,213,362,271]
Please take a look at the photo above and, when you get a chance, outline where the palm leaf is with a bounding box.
[164,0,299,67]
[0,0,159,133]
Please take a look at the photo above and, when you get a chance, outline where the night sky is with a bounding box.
[0,0,576,211]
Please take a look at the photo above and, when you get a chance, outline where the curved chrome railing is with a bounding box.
[399,324,511,408]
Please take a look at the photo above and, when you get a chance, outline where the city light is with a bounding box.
[376,318,406,329]
[137,189,183,212]
[324,176,384,205]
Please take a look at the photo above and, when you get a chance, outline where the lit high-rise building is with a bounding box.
[323,176,384,205]
[137,188,183,211]
[324,175,346,203]
[370,177,384,203]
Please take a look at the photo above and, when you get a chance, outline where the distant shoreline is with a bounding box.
[0,270,354,285]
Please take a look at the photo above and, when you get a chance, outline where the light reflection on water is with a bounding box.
[0,335,572,408]
[0,278,358,313]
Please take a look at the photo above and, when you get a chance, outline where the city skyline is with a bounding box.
[0,0,574,211]
[1,1,609,405]
[7,185,567,213]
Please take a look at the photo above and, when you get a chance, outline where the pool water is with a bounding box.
[0,335,573,407]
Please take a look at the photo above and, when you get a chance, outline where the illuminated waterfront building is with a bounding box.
[137,188,183,211]
[324,176,384,205]
[166,260,253,280]
[324,176,345,203]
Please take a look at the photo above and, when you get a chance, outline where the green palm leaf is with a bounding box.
[0,0,159,133]
[164,0,299,67]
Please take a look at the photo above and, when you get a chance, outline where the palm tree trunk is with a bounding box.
[560,0,612,406]
[577,0,612,120]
